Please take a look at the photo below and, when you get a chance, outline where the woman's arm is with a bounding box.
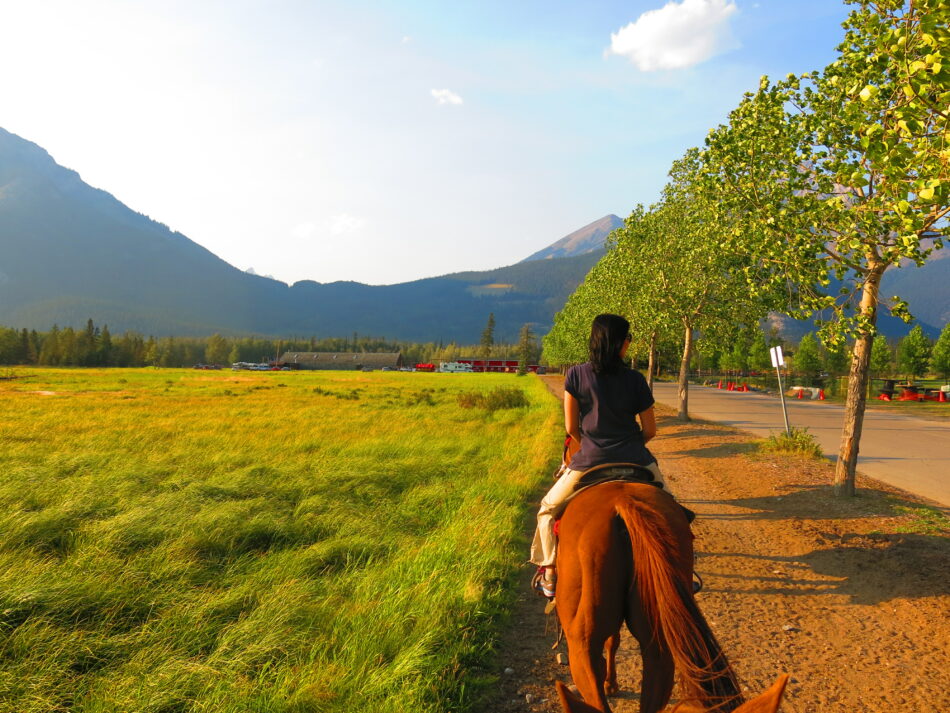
[564,391,582,443]
[639,405,657,443]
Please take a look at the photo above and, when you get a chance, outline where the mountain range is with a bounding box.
[0,127,945,343]
[0,128,610,341]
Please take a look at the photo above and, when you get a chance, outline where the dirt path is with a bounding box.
[486,375,950,712]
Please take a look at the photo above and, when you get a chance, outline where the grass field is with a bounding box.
[0,368,560,712]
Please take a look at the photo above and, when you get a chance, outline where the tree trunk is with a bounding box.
[677,321,693,421]
[834,265,885,496]
[647,330,658,391]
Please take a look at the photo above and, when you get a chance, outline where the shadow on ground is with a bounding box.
[697,531,950,604]
[685,484,949,521]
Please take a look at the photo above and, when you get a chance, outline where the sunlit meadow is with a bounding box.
[0,368,560,712]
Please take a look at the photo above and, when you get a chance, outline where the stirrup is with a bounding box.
[531,568,556,599]
[692,571,704,594]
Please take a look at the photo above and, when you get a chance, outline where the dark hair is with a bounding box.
[588,313,630,374]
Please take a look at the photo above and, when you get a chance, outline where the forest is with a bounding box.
[0,315,542,369]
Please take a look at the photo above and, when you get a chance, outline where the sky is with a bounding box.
[0,0,851,286]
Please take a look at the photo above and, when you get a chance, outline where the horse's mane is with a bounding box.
[615,496,743,711]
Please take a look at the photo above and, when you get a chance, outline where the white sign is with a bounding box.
[769,345,785,368]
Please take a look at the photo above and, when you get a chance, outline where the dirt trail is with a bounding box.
[487,375,949,712]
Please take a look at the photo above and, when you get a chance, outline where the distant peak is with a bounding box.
[520,214,623,263]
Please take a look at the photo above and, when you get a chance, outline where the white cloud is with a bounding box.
[608,0,739,72]
[327,213,366,235]
[430,88,463,105]
[401,35,412,44]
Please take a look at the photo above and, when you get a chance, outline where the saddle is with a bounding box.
[572,462,663,490]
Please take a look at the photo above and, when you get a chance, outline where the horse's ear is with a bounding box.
[733,675,789,713]
[554,680,601,713]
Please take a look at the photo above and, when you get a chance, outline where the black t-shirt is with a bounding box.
[564,362,656,471]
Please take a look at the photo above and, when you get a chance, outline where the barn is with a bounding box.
[278,352,403,371]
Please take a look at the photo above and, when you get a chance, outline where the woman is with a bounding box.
[530,313,670,599]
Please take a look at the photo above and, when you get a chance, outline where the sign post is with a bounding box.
[770,346,791,436]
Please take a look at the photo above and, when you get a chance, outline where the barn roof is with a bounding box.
[278,352,402,368]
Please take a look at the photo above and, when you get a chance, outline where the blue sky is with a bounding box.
[0,0,850,285]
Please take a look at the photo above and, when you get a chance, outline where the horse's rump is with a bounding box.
[557,482,742,712]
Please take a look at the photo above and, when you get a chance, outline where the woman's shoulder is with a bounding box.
[620,366,650,388]
[623,365,647,380]
[566,362,594,377]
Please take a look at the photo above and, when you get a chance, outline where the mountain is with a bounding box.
[0,128,600,341]
[520,214,623,262]
[879,246,950,332]
[1,128,945,343]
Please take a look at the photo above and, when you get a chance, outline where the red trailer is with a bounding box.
[456,358,544,374]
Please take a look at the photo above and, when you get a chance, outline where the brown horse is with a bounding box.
[553,481,788,713]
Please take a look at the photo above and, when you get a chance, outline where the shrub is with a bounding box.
[760,427,824,458]
[457,387,529,412]
[405,389,435,406]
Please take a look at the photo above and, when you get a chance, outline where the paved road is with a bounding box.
[652,382,950,507]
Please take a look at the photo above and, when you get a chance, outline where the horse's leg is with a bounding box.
[566,630,611,713]
[636,635,674,713]
[626,597,674,713]
[560,556,619,712]
[603,630,621,696]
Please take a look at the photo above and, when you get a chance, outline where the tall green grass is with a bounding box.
[0,369,560,712]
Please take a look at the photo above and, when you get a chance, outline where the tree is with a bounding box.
[144,337,158,366]
[822,345,849,375]
[719,341,748,376]
[748,333,772,373]
[480,313,495,359]
[870,335,893,378]
[793,333,823,386]
[897,325,932,378]
[98,325,113,366]
[931,322,950,381]
[634,157,774,420]
[157,337,177,367]
[517,324,535,376]
[703,0,949,495]
[39,326,60,365]
[205,333,230,366]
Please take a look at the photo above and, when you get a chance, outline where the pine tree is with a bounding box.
[517,324,535,376]
[480,313,495,359]
[205,334,230,366]
[99,325,113,366]
[27,330,40,364]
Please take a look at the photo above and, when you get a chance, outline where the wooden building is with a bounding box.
[278,351,403,371]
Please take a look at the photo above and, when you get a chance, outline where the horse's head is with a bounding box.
[555,675,789,713]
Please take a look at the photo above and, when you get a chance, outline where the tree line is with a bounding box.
[0,317,541,369]
[696,324,950,385]
[543,0,948,496]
